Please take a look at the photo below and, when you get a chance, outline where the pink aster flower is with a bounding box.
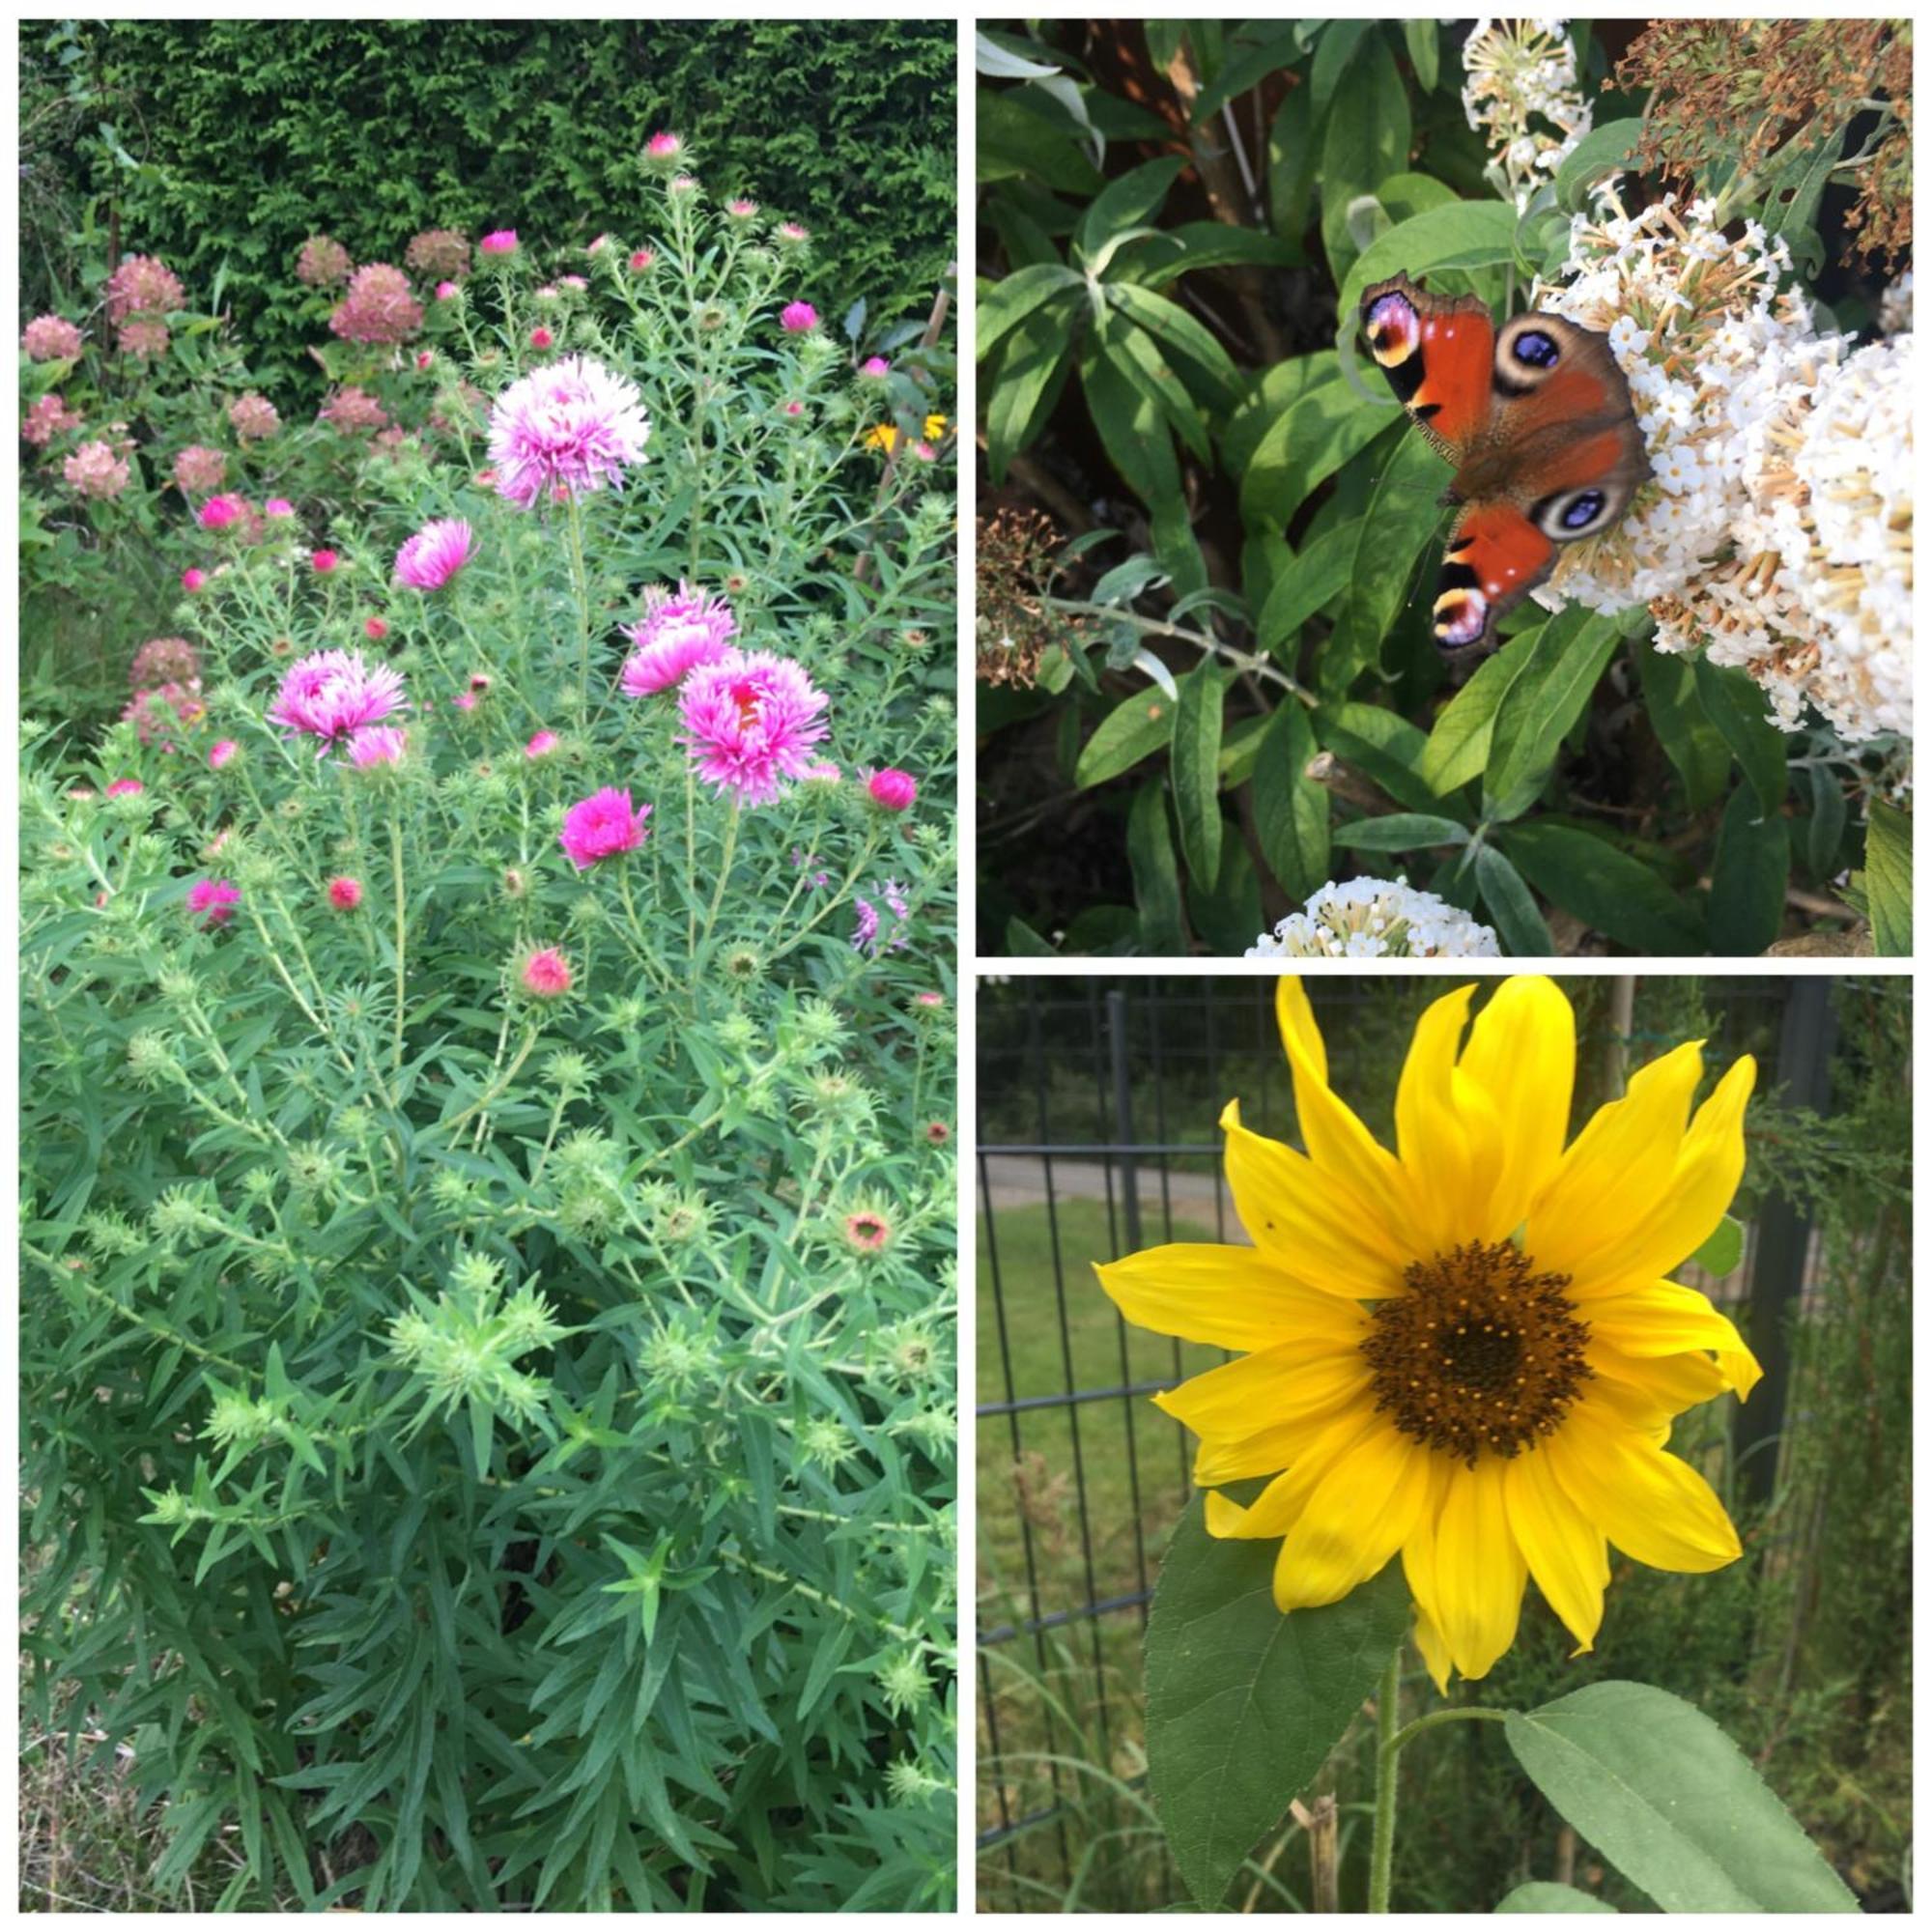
[187,877,241,927]
[529,325,554,350]
[311,549,339,574]
[269,648,406,746]
[264,497,295,519]
[415,350,434,370]
[645,130,683,159]
[479,229,519,256]
[677,649,831,807]
[437,280,460,300]
[782,400,806,418]
[199,494,243,530]
[486,355,649,509]
[393,517,475,590]
[629,248,655,272]
[776,221,810,244]
[182,567,206,592]
[619,582,737,696]
[860,355,891,378]
[780,301,818,333]
[559,787,651,869]
[22,314,84,361]
[526,729,559,758]
[349,724,408,767]
[106,778,144,797]
[327,875,363,911]
[668,174,699,197]
[866,767,918,811]
[209,739,239,770]
[726,198,759,218]
[519,946,573,998]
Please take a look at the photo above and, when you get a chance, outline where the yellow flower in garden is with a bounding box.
[864,413,949,453]
[1096,978,1760,1691]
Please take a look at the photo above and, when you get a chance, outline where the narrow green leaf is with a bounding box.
[1484,610,1620,816]
[984,305,1073,483]
[1266,83,1317,254]
[1693,657,1788,813]
[1127,780,1188,954]
[1403,18,1439,92]
[1255,518,1362,660]
[1253,703,1330,903]
[1075,156,1186,258]
[976,259,1083,362]
[1505,1681,1860,1913]
[1171,665,1227,884]
[1417,641,1523,795]
[1308,19,1373,124]
[1317,701,1453,818]
[1496,1881,1618,1913]
[1863,800,1911,957]
[1146,1495,1409,1910]
[1075,688,1177,788]
[1500,823,1704,954]
[1332,812,1469,853]
[1707,783,1790,954]
[1106,278,1243,403]
[1334,200,1519,342]
[1319,33,1409,286]
[1320,434,1445,693]
[1634,644,1731,812]
[1191,836,1264,955]
[1239,376,1392,532]
[1551,118,1646,212]
[1803,762,1848,879]
[1474,844,1554,957]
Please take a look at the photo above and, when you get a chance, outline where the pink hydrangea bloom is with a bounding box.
[22,393,82,445]
[125,682,205,749]
[106,778,145,797]
[558,787,651,869]
[270,648,406,746]
[198,494,243,530]
[405,228,470,280]
[393,517,475,590]
[619,582,737,695]
[866,767,918,811]
[526,729,559,758]
[479,229,519,255]
[64,440,130,498]
[349,724,409,767]
[318,384,388,434]
[486,355,649,509]
[520,947,573,997]
[22,314,83,360]
[130,637,200,688]
[209,739,239,769]
[677,649,831,806]
[780,301,818,333]
[327,875,363,910]
[105,255,185,322]
[329,263,423,344]
[182,567,207,592]
[188,877,241,927]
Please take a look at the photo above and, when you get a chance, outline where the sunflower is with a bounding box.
[1096,977,1760,1691]
[864,413,950,453]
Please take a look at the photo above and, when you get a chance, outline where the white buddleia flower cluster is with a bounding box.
[1462,19,1593,208]
[1532,194,1914,748]
[1245,877,1501,959]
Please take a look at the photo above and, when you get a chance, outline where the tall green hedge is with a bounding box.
[26,19,954,377]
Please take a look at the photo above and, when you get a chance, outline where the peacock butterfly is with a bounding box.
[1360,272,1650,655]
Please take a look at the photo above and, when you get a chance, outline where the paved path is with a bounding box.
[976,1153,1248,1241]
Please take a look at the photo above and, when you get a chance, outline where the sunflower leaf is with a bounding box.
[1145,1494,1408,1909]
[1688,1214,1744,1279]
[1504,1681,1860,1913]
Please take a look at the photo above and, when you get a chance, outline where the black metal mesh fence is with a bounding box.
[974,975,1816,1907]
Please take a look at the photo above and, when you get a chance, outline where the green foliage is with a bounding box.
[22,19,954,388]
[974,19,1910,956]
[21,184,958,1912]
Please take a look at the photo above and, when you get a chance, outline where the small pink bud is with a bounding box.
[182,567,206,591]
[629,248,656,271]
[106,778,144,798]
[327,875,363,911]
[529,325,554,350]
[436,280,459,299]
[780,300,818,333]
[867,767,918,812]
[416,350,434,370]
[264,497,295,518]
[645,131,682,159]
[365,616,388,640]
[526,729,559,758]
[209,739,239,770]
[861,355,891,378]
[311,549,338,574]
[520,946,573,997]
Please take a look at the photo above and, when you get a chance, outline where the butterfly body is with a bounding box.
[1361,273,1650,653]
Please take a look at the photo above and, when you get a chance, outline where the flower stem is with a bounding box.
[699,796,741,951]
[567,492,592,712]
[1367,1644,1402,1913]
[390,810,408,1079]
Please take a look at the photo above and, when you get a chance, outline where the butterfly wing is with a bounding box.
[1362,277,1651,654]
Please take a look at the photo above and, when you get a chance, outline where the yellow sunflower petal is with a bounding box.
[1411,1597,1455,1695]
[1220,1099,1410,1292]
[1564,1056,1757,1294]
[1192,1368,1376,1486]
[1203,1404,1382,1541]
[1154,1338,1367,1437]
[1502,1445,1608,1654]
[1581,1281,1762,1401]
[1524,1040,1707,1283]
[1274,979,1413,1233]
[1395,984,1503,1252]
[1272,1425,1432,1611]
[1584,1340,1728,1426]
[1547,1409,1743,1574]
[1094,1244,1351,1351]
[1458,976,1576,1235]
[1424,1457,1526,1682]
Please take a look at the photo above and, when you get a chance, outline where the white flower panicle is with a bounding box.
[1531,194,1914,747]
[1462,19,1593,208]
[1245,877,1501,959]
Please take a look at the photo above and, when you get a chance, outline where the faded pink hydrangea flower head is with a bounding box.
[64,440,130,498]
[559,787,652,869]
[678,649,831,807]
[22,393,82,445]
[405,228,470,281]
[296,235,354,287]
[780,300,818,333]
[619,582,737,695]
[22,314,83,361]
[228,391,280,440]
[173,445,226,494]
[130,637,200,688]
[393,517,475,590]
[329,263,423,345]
[269,648,406,747]
[319,385,388,434]
[486,355,649,509]
[116,318,170,359]
[187,877,241,927]
[105,255,185,322]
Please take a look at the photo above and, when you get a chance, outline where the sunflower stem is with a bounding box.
[1383,1705,1511,1757]
[1367,1645,1402,1913]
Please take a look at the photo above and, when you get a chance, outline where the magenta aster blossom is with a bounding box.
[866,767,918,811]
[187,877,241,927]
[22,314,83,360]
[645,130,683,159]
[264,497,295,518]
[349,724,409,768]
[860,355,891,378]
[519,946,573,997]
[270,648,406,747]
[393,517,475,590]
[619,582,737,695]
[199,494,243,530]
[486,355,649,509]
[629,248,655,272]
[209,739,238,769]
[677,649,831,807]
[182,567,206,592]
[436,279,460,300]
[780,300,818,333]
[106,778,144,798]
[479,229,520,256]
[559,787,651,869]
[526,729,559,758]
[776,221,810,244]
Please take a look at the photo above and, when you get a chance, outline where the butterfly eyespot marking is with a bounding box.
[1511,328,1561,369]
[1366,292,1421,366]
[1534,486,1618,540]
[1434,588,1490,650]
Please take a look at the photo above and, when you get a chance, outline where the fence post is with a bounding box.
[1108,987,1142,1255]
[1734,978,1836,1511]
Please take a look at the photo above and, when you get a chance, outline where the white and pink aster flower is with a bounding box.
[269,648,407,747]
[677,649,830,806]
[486,355,649,509]
[619,582,738,695]
[393,517,475,590]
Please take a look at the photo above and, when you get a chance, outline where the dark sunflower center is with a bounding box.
[1361,1240,1592,1465]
